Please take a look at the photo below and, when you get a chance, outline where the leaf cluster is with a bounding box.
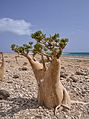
[11,42,33,54]
[11,31,68,60]
[31,31,68,59]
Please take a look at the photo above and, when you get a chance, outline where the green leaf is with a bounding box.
[34,43,42,50]
[29,42,33,45]
[31,31,45,42]
[18,47,24,53]
[44,47,48,51]
[46,51,52,56]
[45,38,50,42]
[11,44,16,50]
[52,33,59,39]
[59,38,68,49]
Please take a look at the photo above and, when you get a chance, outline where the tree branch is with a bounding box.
[41,54,46,71]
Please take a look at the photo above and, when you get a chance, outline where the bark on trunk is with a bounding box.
[0,52,4,81]
[26,55,71,109]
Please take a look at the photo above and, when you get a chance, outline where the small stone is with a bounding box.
[5,60,10,63]
[22,67,28,70]
[65,115,71,119]
[0,90,10,100]
[13,74,19,78]
[82,93,86,97]
[84,86,88,90]
[87,79,89,82]
[19,67,28,71]
[76,71,87,76]
[60,72,68,78]
[6,70,9,72]
[85,76,89,79]
[7,81,13,83]
[70,76,78,82]
[23,62,28,65]
[35,115,42,119]
[38,106,43,109]
[61,66,65,69]
[30,116,35,119]
[66,78,73,82]
[79,80,83,83]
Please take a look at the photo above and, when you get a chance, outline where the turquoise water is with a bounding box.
[4,52,89,56]
[63,52,89,56]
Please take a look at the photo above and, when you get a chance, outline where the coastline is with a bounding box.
[61,56,89,60]
[3,52,89,58]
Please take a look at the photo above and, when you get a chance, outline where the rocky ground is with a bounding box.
[0,53,89,119]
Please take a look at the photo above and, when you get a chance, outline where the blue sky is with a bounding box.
[0,0,89,52]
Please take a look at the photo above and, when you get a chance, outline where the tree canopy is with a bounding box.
[11,31,68,61]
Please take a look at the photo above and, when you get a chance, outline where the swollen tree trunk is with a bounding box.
[25,55,71,109]
[0,52,4,81]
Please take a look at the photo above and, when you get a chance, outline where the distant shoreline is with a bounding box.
[61,56,89,61]
[62,52,89,57]
[3,52,89,56]
[3,52,89,61]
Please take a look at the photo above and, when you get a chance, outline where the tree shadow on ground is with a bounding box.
[0,97,39,117]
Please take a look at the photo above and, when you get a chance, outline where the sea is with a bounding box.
[62,52,89,56]
[4,52,89,57]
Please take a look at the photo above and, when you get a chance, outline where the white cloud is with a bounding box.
[0,18,32,36]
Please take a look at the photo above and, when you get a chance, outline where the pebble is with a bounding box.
[19,67,28,71]
[23,62,28,66]
[70,76,78,82]
[7,81,13,83]
[76,70,87,76]
[0,90,10,100]
[13,74,19,78]
[60,71,68,78]
[84,76,89,79]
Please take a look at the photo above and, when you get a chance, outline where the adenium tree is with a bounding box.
[11,31,71,114]
[0,52,4,81]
